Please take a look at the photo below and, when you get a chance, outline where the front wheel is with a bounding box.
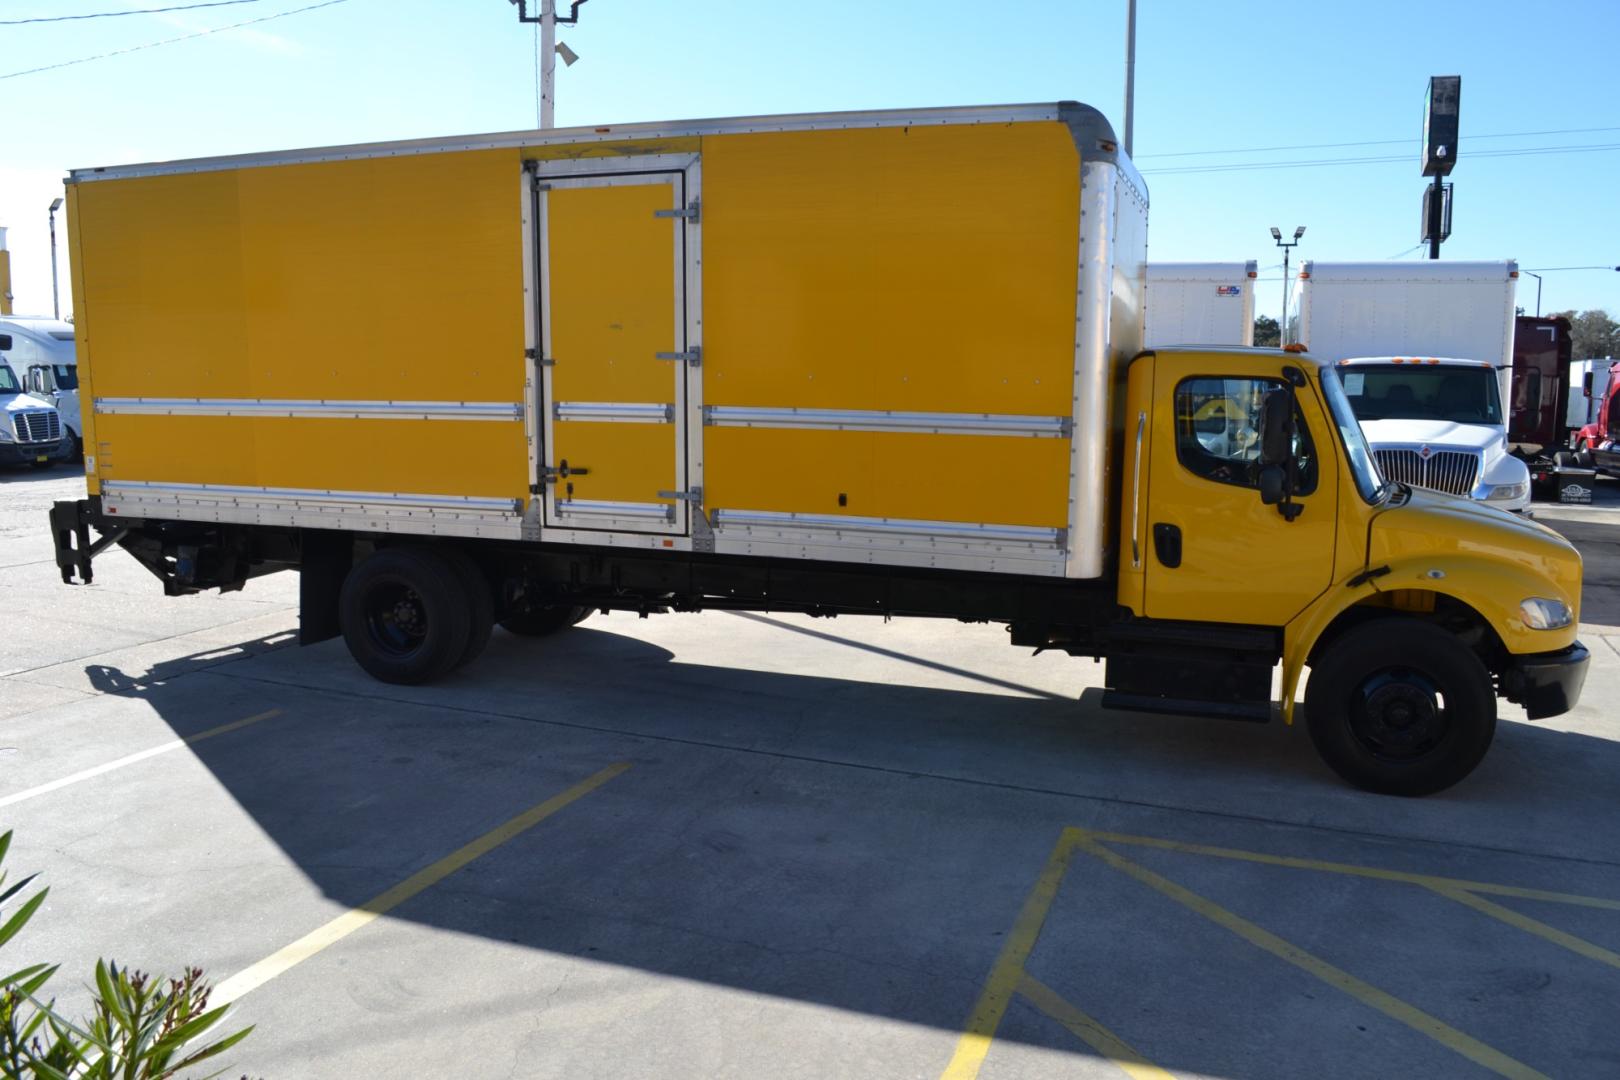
[1304,619,1496,796]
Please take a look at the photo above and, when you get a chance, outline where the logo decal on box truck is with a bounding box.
[1216,285,1242,296]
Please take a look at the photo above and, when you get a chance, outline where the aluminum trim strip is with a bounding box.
[711,509,1061,545]
[703,406,1070,438]
[71,104,1062,182]
[554,401,674,424]
[101,480,521,515]
[93,398,522,421]
[556,499,675,520]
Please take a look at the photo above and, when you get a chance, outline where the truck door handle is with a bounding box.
[1152,523,1182,568]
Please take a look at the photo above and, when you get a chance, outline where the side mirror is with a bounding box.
[0,334,11,351]
[1259,388,1294,465]
[1259,464,1287,505]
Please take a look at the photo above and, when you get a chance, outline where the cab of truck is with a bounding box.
[1118,346,1584,794]
[0,317,80,457]
[1334,356,1532,512]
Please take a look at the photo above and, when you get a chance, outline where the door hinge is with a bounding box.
[654,347,701,366]
[525,347,555,367]
[654,199,700,223]
[657,486,703,503]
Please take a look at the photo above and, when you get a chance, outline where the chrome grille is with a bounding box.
[13,410,61,444]
[1373,448,1479,497]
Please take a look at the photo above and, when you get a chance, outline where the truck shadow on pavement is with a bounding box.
[78,619,1620,1078]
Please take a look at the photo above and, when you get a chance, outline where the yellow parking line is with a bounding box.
[1083,829,1620,911]
[1072,834,1548,1080]
[940,830,1078,1080]
[1429,886,1620,971]
[213,761,631,1006]
[1016,972,1177,1080]
[0,709,282,809]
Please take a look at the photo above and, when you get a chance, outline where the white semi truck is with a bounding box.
[1295,260,1530,512]
[0,316,81,457]
[1144,261,1256,348]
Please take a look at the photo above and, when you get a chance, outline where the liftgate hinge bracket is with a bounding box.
[655,346,701,366]
[654,199,700,223]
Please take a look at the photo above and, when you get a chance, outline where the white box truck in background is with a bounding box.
[1295,260,1530,512]
[1144,261,1256,348]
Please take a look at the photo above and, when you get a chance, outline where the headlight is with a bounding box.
[0,425,12,443]
[1487,483,1529,501]
[1520,597,1573,630]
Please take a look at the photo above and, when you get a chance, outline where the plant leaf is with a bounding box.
[0,870,40,907]
[0,886,47,950]
[166,1023,254,1071]
[1,961,54,987]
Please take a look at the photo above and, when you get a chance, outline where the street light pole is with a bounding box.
[48,197,63,321]
[1123,0,1136,156]
[1521,270,1542,317]
[1271,226,1305,344]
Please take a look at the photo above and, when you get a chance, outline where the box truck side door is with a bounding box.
[537,169,694,535]
[1143,354,1338,625]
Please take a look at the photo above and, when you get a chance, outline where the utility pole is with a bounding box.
[48,197,63,321]
[511,0,587,130]
[1123,0,1136,156]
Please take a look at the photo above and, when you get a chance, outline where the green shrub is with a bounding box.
[0,830,255,1079]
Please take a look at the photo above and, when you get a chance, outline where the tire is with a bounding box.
[1554,450,1577,469]
[339,546,472,684]
[1304,619,1496,797]
[499,603,591,637]
[1576,449,1596,469]
[437,545,494,670]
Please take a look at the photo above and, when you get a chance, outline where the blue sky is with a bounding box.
[3,0,1616,322]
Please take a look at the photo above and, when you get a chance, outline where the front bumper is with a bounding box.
[1501,642,1590,720]
[0,438,71,465]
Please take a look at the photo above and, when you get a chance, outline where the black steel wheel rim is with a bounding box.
[1348,667,1449,761]
[364,579,428,657]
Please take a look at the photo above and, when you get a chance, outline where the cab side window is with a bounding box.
[1174,376,1318,495]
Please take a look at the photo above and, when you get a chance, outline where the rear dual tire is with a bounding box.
[338,546,493,685]
[1304,619,1496,797]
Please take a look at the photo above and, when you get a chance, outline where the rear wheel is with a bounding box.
[339,547,471,684]
[438,546,494,670]
[499,604,591,637]
[1304,619,1496,796]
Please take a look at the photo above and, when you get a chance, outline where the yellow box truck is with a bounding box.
[49,102,1588,795]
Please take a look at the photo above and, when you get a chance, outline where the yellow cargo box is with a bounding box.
[68,103,1145,579]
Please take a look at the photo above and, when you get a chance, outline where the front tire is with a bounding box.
[1304,619,1496,796]
[339,547,471,684]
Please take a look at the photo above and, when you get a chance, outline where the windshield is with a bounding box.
[1320,366,1385,503]
[0,366,20,395]
[1341,364,1501,426]
[52,364,78,390]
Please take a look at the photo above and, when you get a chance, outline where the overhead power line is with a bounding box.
[0,0,351,80]
[1141,142,1620,176]
[1133,126,1620,160]
[1,1,265,25]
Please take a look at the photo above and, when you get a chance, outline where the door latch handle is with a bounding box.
[655,347,701,366]
[539,460,589,483]
[1152,523,1182,569]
